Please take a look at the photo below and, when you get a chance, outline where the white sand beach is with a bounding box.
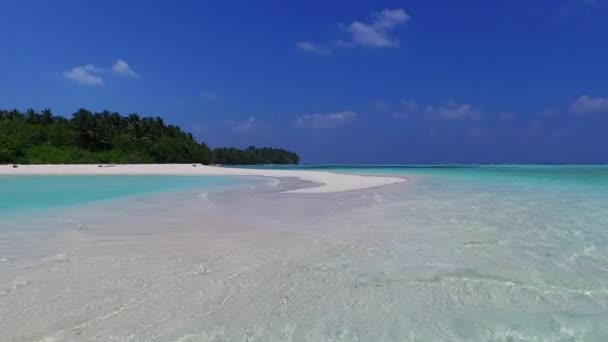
[0,164,405,193]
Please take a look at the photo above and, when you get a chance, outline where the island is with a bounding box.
[0,108,299,165]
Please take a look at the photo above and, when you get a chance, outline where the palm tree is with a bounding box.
[41,108,53,125]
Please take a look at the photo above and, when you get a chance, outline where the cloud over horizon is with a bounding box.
[294,111,357,129]
[372,99,418,119]
[392,100,419,119]
[426,101,484,120]
[570,95,608,115]
[498,111,517,123]
[227,117,267,134]
[296,41,332,55]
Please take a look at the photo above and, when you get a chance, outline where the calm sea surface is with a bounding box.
[2,165,608,340]
[0,175,253,217]
[239,164,608,339]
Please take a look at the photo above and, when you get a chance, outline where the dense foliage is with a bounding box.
[0,108,299,165]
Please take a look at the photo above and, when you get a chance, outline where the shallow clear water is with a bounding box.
[2,166,608,340]
[236,165,608,339]
[0,175,252,217]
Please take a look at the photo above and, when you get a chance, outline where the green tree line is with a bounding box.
[0,108,299,165]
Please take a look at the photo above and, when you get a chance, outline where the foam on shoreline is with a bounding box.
[0,164,405,193]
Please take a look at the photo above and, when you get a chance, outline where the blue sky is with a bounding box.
[1,0,607,163]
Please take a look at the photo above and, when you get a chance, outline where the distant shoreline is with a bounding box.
[0,164,406,193]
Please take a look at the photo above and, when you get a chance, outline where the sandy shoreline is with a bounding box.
[0,164,405,193]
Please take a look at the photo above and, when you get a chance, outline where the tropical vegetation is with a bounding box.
[0,108,299,165]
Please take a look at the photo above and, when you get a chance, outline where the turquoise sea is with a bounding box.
[241,164,608,339]
[244,164,608,200]
[0,175,252,217]
[2,166,608,339]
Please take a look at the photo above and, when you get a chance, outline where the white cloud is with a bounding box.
[374,98,498,122]
[400,100,418,111]
[340,8,410,48]
[63,65,104,85]
[63,60,139,85]
[391,112,410,119]
[426,101,484,120]
[375,8,411,28]
[548,124,581,139]
[296,41,332,55]
[227,117,266,134]
[371,99,392,112]
[202,91,218,101]
[299,8,409,53]
[294,111,357,129]
[498,111,516,123]
[392,100,418,119]
[373,99,418,119]
[112,59,139,78]
[569,95,608,115]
